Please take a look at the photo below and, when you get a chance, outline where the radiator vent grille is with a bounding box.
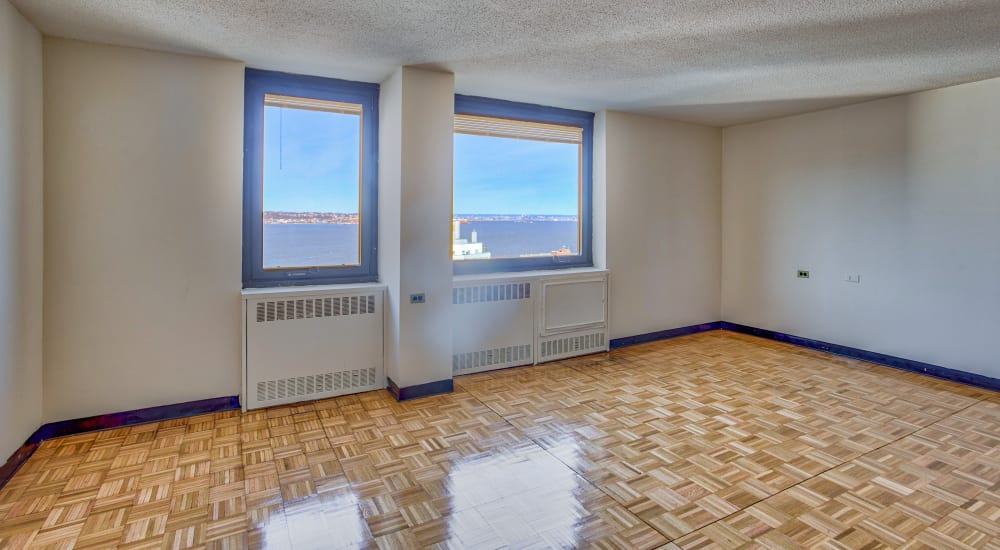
[256,367,377,402]
[255,295,376,322]
[453,282,530,305]
[539,333,606,358]
[453,344,531,373]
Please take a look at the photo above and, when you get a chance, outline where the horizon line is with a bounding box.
[264,211,579,217]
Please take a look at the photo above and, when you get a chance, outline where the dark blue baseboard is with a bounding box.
[721,322,1000,392]
[28,396,241,443]
[387,377,454,401]
[0,442,39,491]
[609,322,722,349]
[608,321,998,393]
[1,395,240,490]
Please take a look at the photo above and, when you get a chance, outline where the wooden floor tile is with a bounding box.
[1,331,996,548]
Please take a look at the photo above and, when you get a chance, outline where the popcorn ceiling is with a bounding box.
[14,0,1000,125]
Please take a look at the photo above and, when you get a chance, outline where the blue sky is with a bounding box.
[454,134,579,216]
[263,106,361,212]
[264,106,580,216]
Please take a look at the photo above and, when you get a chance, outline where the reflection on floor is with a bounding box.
[0,330,998,548]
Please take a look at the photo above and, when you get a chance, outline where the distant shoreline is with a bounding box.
[455,216,578,222]
[264,221,359,225]
[264,212,578,224]
[263,219,580,262]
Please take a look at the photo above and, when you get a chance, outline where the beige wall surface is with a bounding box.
[379,67,455,389]
[42,38,245,422]
[602,111,722,339]
[396,68,455,388]
[378,68,404,388]
[722,77,1000,379]
[0,0,44,459]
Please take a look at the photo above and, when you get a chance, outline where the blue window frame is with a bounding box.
[452,95,594,275]
[243,69,379,287]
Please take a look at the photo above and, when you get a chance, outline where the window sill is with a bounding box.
[453,266,607,283]
[241,282,387,299]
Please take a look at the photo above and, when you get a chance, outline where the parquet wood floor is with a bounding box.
[1,330,997,549]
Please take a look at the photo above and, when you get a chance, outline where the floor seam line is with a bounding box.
[661,396,986,545]
[457,378,675,548]
[460,374,688,546]
[460,368,988,548]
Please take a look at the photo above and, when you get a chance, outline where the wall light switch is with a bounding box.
[409,293,426,304]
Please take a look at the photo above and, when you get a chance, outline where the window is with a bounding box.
[243,69,378,287]
[452,95,593,275]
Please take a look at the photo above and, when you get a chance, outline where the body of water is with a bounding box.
[262,220,579,268]
[457,221,578,258]
[263,224,359,268]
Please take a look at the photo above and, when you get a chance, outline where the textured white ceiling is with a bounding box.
[12,0,1000,126]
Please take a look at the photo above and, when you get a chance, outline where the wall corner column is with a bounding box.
[378,67,455,399]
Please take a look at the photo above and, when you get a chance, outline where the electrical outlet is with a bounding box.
[409,293,425,304]
[797,270,810,279]
[846,274,861,283]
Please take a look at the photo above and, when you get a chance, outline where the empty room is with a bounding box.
[1,0,998,548]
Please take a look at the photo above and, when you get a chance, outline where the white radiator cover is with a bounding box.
[536,272,609,363]
[452,269,608,374]
[452,279,535,375]
[242,284,385,411]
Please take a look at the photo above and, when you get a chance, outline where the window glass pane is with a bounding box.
[262,94,362,269]
[453,132,580,260]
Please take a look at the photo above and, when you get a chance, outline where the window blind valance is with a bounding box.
[264,93,363,116]
[454,113,582,144]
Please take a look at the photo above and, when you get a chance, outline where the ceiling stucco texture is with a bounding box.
[13,0,1000,125]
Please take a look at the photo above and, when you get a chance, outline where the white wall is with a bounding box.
[43,39,245,421]
[601,111,722,339]
[379,69,404,388]
[593,112,608,271]
[379,67,455,389]
[0,0,43,459]
[722,78,1000,379]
